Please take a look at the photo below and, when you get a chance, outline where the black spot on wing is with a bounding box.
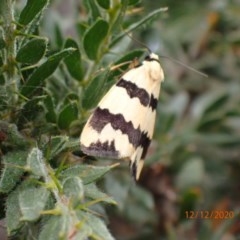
[116,79,149,107]
[139,132,151,159]
[149,94,158,111]
[89,107,151,150]
[81,140,119,158]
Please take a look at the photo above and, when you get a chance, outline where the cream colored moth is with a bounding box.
[80,53,164,180]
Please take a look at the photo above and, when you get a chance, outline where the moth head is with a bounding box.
[144,53,164,82]
[145,53,160,63]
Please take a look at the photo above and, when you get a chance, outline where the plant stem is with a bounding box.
[1,0,18,107]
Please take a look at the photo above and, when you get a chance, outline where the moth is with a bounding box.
[80,53,164,180]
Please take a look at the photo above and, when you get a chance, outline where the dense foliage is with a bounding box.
[0,0,240,239]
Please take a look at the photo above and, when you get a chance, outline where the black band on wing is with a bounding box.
[116,79,150,107]
[89,107,151,152]
[81,140,119,157]
[149,94,158,111]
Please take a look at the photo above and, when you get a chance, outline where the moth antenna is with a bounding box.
[124,31,152,53]
[160,55,208,78]
[125,31,207,77]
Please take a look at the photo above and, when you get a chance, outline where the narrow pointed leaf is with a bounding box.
[60,165,114,184]
[110,8,168,47]
[85,183,117,204]
[20,48,76,97]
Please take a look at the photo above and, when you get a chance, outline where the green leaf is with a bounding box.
[83,19,109,60]
[72,230,93,240]
[39,216,69,240]
[58,101,78,130]
[27,147,45,177]
[43,135,69,159]
[64,38,83,81]
[203,93,229,115]
[19,0,49,26]
[39,214,92,240]
[17,96,45,128]
[197,133,240,147]
[176,158,205,191]
[83,0,101,22]
[76,22,88,38]
[20,48,76,97]
[96,0,110,9]
[0,88,7,111]
[19,187,50,221]
[110,8,168,47]
[0,56,3,67]
[124,185,155,223]
[63,93,79,105]
[0,121,29,148]
[105,174,129,209]
[155,111,176,135]
[130,185,154,210]
[85,183,117,205]
[0,38,6,50]
[6,189,22,232]
[179,190,200,220]
[109,0,128,34]
[60,165,114,184]
[54,24,64,49]
[128,0,141,5]
[77,211,115,240]
[62,176,84,201]
[0,151,27,193]
[16,38,48,64]
[44,94,57,123]
[82,72,108,110]
[197,114,224,132]
[0,74,4,85]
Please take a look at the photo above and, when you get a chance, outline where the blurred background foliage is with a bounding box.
[0,0,240,239]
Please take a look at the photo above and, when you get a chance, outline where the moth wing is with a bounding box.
[80,57,163,180]
[124,63,161,180]
[129,104,158,180]
[80,65,154,158]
